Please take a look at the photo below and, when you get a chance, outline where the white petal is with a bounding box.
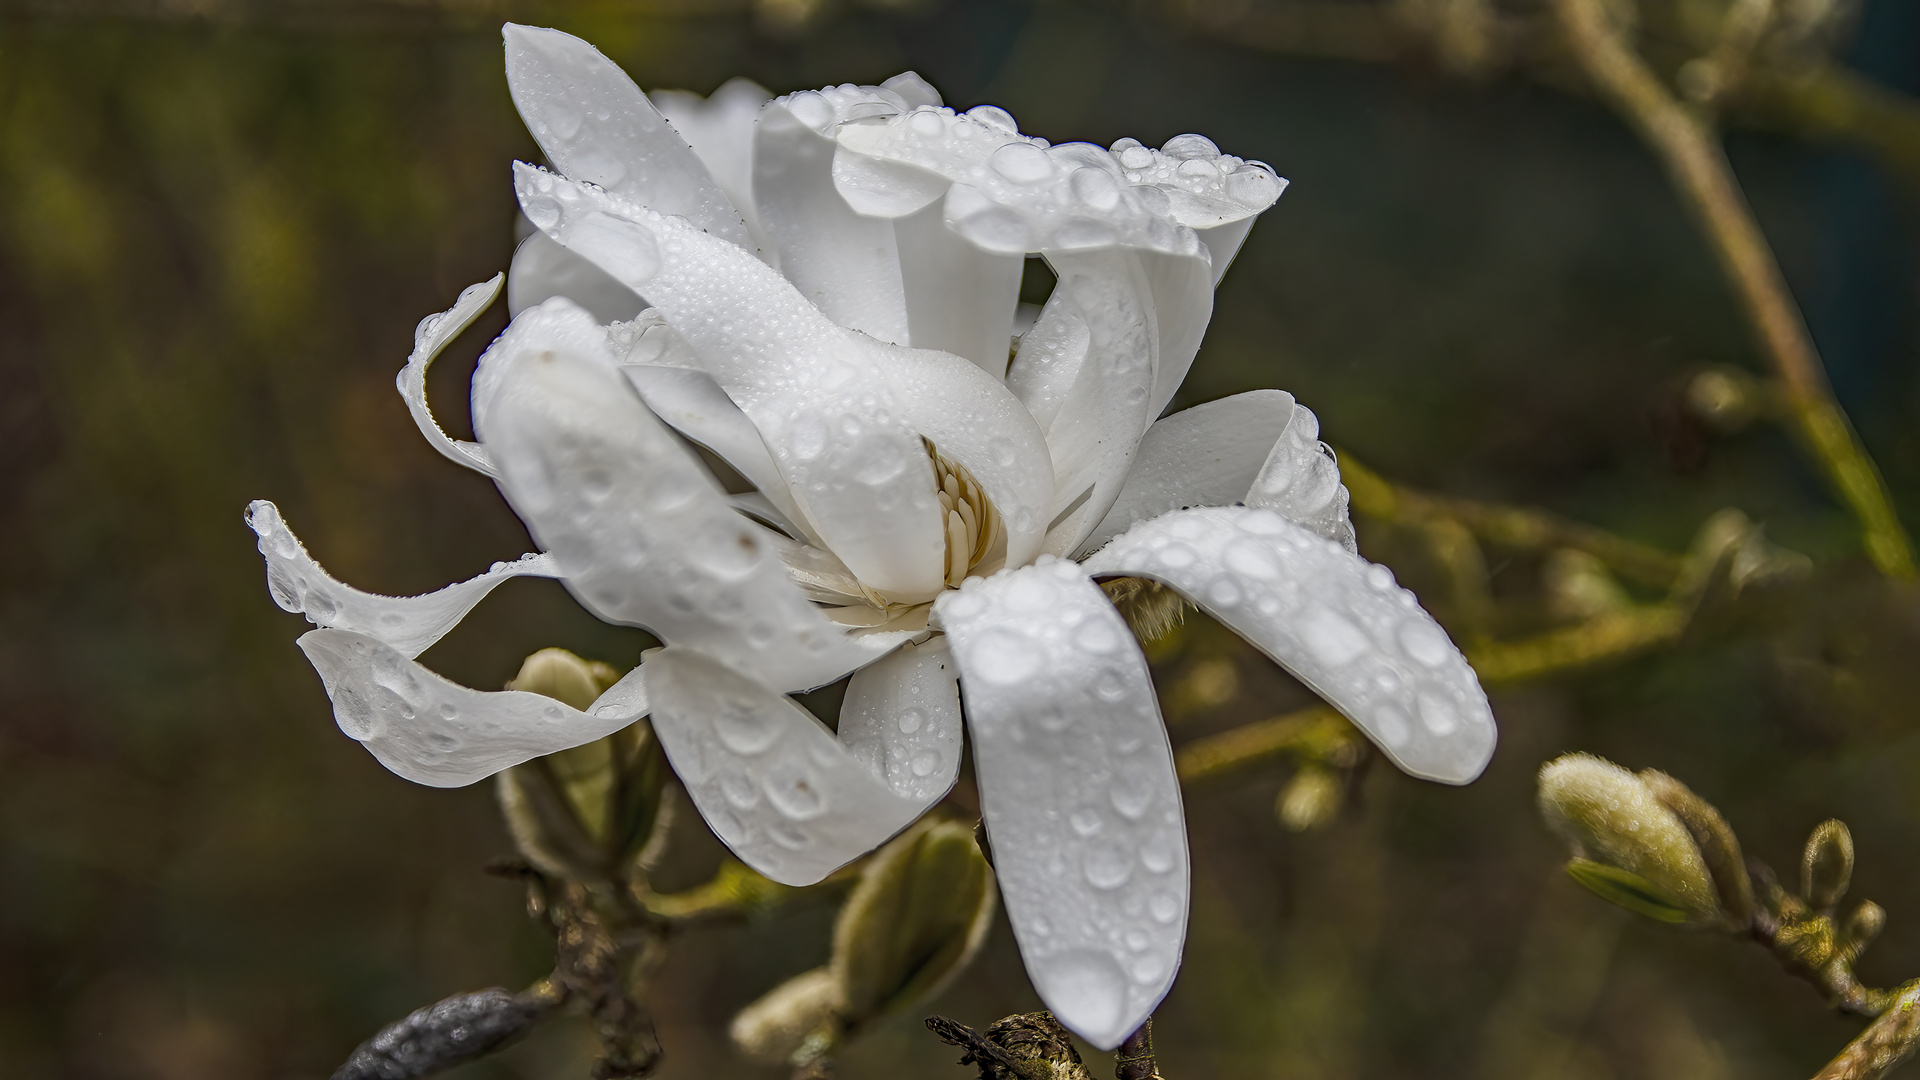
[247,500,557,660]
[503,24,753,251]
[515,166,950,602]
[618,361,820,545]
[1082,506,1496,784]
[1244,401,1357,554]
[881,346,1053,572]
[651,76,772,250]
[1107,135,1287,285]
[507,228,644,324]
[1136,247,1216,424]
[298,628,646,788]
[754,93,911,343]
[837,637,963,805]
[397,274,503,478]
[646,647,929,886]
[472,297,910,691]
[895,196,1023,378]
[934,560,1188,1051]
[1024,249,1160,558]
[1077,389,1298,556]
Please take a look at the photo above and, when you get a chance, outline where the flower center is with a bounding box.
[928,438,999,589]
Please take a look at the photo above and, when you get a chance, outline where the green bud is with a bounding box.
[1538,754,1719,923]
[1276,766,1345,832]
[496,649,668,883]
[1639,769,1753,928]
[729,967,841,1066]
[1802,819,1854,911]
[1543,549,1632,622]
[1842,900,1886,957]
[831,819,996,1028]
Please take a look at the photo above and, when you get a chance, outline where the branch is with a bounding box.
[1815,982,1920,1080]
[1553,0,1912,577]
[1339,453,1684,589]
[1173,705,1358,786]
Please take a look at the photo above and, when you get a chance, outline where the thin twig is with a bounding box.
[1813,981,1920,1080]
[1550,0,1914,578]
[1174,706,1357,787]
[1115,1018,1165,1080]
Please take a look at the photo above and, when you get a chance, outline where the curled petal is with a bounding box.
[1107,135,1287,284]
[472,297,908,691]
[1244,401,1356,553]
[754,90,911,342]
[516,165,953,602]
[935,560,1188,1051]
[646,647,930,886]
[503,24,753,250]
[651,76,772,249]
[247,500,557,660]
[1078,389,1299,556]
[298,628,647,788]
[397,274,504,477]
[1082,507,1495,784]
[507,228,643,324]
[295,622,645,780]
[837,637,963,805]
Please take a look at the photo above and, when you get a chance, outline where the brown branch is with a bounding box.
[1115,1018,1165,1080]
[1339,452,1684,589]
[1549,0,1913,578]
[1814,981,1920,1080]
[1173,705,1358,787]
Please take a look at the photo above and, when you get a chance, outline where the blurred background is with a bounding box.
[3,0,1920,1077]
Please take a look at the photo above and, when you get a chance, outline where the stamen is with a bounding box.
[923,437,1002,588]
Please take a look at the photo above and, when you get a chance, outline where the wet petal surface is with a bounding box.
[397,275,504,478]
[837,637,963,806]
[647,647,930,886]
[473,297,908,691]
[1082,506,1495,783]
[298,628,647,787]
[504,24,752,250]
[935,560,1187,1051]
[1243,400,1357,553]
[1077,389,1298,557]
[248,500,557,660]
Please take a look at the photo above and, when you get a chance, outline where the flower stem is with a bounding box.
[1550,0,1914,578]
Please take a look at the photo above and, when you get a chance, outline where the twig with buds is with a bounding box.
[1538,753,1920,1080]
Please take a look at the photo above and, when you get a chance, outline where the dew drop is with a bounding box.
[966,628,1045,686]
[991,142,1053,183]
[910,750,939,777]
[1417,693,1460,735]
[966,104,1018,132]
[1398,619,1451,668]
[897,707,924,734]
[1161,133,1219,159]
[1148,892,1181,924]
[1117,145,1154,170]
[1083,841,1133,890]
[1070,809,1104,837]
[721,771,760,809]
[714,698,782,754]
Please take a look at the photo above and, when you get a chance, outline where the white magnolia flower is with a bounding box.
[248,24,1496,1049]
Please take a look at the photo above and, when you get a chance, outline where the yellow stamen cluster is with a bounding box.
[928,439,999,588]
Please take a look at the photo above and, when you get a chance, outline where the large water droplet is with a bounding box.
[1030,950,1126,1047]
[991,142,1053,183]
[897,707,924,734]
[1398,619,1451,668]
[714,698,782,754]
[763,762,827,820]
[967,628,1045,686]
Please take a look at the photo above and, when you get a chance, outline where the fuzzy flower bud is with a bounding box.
[1538,753,1719,924]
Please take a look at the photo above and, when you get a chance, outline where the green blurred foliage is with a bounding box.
[2,1,1919,1078]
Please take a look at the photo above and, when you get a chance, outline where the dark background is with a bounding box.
[4,1,1919,1077]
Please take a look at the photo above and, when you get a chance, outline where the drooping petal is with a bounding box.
[934,560,1188,1051]
[503,24,753,251]
[651,76,772,249]
[1107,134,1287,285]
[1081,507,1496,784]
[297,628,647,787]
[472,296,909,691]
[646,646,931,885]
[247,500,558,660]
[516,165,952,602]
[1244,400,1357,553]
[507,228,644,324]
[893,193,1024,379]
[754,89,911,342]
[1077,389,1298,556]
[397,274,504,478]
[837,637,963,805]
